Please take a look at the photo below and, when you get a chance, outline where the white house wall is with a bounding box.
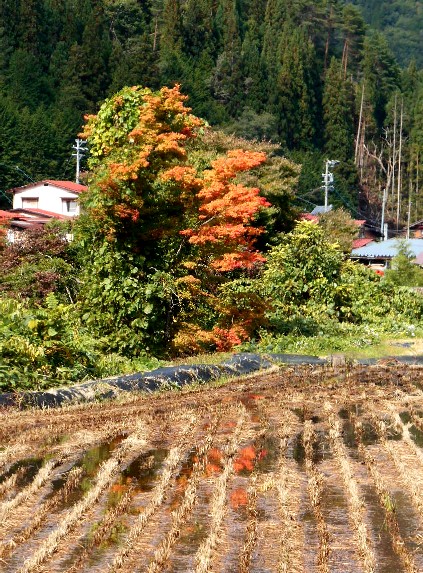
[13,183,80,216]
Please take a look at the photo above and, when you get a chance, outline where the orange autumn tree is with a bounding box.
[77,85,205,353]
[80,84,202,242]
[163,149,271,354]
[180,150,270,271]
[167,149,271,353]
[161,147,271,353]
[77,85,271,355]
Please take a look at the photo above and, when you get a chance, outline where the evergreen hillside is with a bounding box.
[348,0,423,67]
[0,0,421,227]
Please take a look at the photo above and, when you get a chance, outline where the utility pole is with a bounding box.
[380,186,387,236]
[322,159,339,211]
[72,139,87,184]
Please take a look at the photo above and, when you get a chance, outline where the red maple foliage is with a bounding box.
[180,150,270,271]
[205,447,224,476]
[212,326,249,351]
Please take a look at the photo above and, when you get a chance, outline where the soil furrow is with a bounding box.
[16,424,149,573]
[353,418,417,573]
[303,419,330,573]
[194,404,247,573]
[324,402,375,573]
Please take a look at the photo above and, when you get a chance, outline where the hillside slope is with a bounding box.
[348,0,422,66]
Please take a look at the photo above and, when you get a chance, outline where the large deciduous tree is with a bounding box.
[77,85,271,355]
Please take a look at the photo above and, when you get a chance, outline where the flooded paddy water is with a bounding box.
[1,362,423,571]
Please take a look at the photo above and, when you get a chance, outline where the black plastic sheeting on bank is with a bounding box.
[1,352,423,409]
[0,353,324,409]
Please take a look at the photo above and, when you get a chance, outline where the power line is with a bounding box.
[0,163,35,184]
[294,197,319,208]
[0,163,35,205]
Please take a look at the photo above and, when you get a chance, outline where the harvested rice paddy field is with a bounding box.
[3,362,423,572]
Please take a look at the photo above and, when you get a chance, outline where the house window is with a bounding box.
[62,199,78,214]
[22,198,38,209]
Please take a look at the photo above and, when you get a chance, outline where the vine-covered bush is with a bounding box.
[0,295,160,392]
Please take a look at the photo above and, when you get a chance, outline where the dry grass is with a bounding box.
[110,415,197,572]
[353,418,418,573]
[194,405,246,573]
[1,363,423,571]
[325,403,375,573]
[303,420,330,573]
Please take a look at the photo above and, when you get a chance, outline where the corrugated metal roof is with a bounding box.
[43,180,87,194]
[9,220,43,229]
[311,205,333,215]
[414,252,423,265]
[300,213,318,221]
[10,208,71,220]
[352,238,423,259]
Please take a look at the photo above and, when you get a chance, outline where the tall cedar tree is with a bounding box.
[323,57,355,163]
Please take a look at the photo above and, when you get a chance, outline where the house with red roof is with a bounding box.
[0,180,88,241]
[9,180,87,217]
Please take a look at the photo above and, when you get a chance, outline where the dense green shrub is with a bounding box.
[260,221,350,334]
[243,221,423,341]
[0,295,161,392]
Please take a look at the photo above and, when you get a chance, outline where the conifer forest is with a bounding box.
[0,0,422,225]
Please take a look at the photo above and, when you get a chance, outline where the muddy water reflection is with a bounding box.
[408,424,423,447]
[390,489,423,569]
[46,434,126,509]
[320,479,362,572]
[122,448,168,492]
[0,457,44,492]
[360,483,404,573]
[166,480,213,572]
